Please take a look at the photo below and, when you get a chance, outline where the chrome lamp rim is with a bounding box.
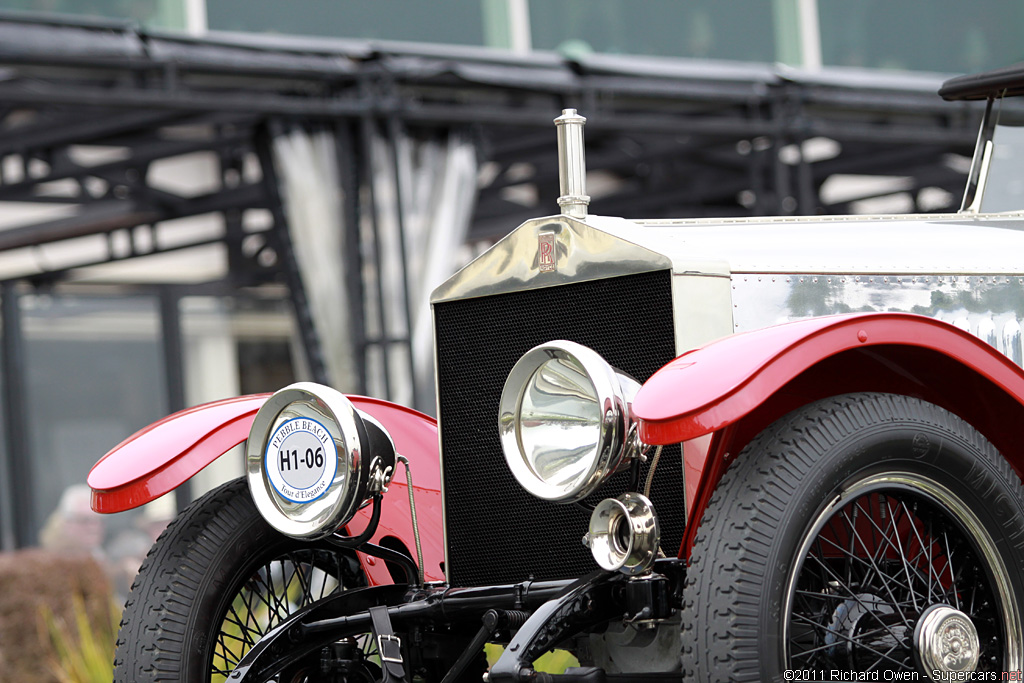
[246,382,366,540]
[498,339,638,503]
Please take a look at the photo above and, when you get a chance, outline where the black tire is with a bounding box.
[113,477,367,682]
[680,393,1024,681]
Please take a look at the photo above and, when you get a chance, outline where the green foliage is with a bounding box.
[485,643,580,673]
[0,549,113,682]
[40,593,119,683]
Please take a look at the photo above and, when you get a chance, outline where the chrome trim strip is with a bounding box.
[430,303,452,586]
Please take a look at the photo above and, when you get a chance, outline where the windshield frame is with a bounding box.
[961,96,997,213]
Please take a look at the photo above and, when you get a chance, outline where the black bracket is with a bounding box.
[487,572,624,683]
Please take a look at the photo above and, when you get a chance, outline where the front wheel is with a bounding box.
[113,477,368,682]
[681,393,1024,681]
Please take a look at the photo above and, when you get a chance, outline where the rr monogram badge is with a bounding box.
[538,232,556,273]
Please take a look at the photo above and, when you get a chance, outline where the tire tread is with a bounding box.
[680,393,1024,681]
[114,478,262,681]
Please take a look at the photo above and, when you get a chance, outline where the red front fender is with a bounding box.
[633,312,1024,557]
[88,393,444,583]
[633,312,1024,444]
[89,394,270,513]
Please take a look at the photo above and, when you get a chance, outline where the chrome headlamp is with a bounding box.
[246,382,395,540]
[498,340,641,502]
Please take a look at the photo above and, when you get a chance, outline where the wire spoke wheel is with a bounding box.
[785,475,1012,674]
[113,478,372,683]
[680,394,1024,681]
[208,547,368,680]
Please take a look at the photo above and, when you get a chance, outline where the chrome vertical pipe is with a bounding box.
[554,109,590,219]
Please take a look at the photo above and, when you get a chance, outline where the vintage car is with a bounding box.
[89,64,1024,682]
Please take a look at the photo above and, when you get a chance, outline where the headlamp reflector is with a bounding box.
[499,340,639,502]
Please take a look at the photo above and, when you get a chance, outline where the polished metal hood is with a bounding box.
[432,209,1024,305]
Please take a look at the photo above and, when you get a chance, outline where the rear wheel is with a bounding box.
[113,477,368,682]
[681,393,1024,681]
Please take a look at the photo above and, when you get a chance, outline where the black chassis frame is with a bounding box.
[229,559,687,683]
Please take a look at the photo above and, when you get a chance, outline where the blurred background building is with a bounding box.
[0,0,1018,550]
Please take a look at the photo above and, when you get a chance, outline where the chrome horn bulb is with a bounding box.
[586,492,659,575]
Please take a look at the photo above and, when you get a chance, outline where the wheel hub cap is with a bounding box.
[915,604,980,674]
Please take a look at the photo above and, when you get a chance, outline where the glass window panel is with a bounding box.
[206,0,486,47]
[180,293,296,498]
[237,339,295,395]
[980,118,1024,214]
[4,0,186,31]
[529,0,776,62]
[179,293,296,401]
[819,0,1024,74]
[22,293,167,547]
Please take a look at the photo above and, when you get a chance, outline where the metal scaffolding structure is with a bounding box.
[0,14,989,545]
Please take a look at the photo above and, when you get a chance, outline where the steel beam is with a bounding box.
[255,121,328,385]
[158,286,191,512]
[0,282,32,548]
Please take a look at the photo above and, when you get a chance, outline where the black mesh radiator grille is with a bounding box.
[434,270,682,587]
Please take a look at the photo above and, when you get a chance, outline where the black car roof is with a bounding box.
[940,63,1024,101]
